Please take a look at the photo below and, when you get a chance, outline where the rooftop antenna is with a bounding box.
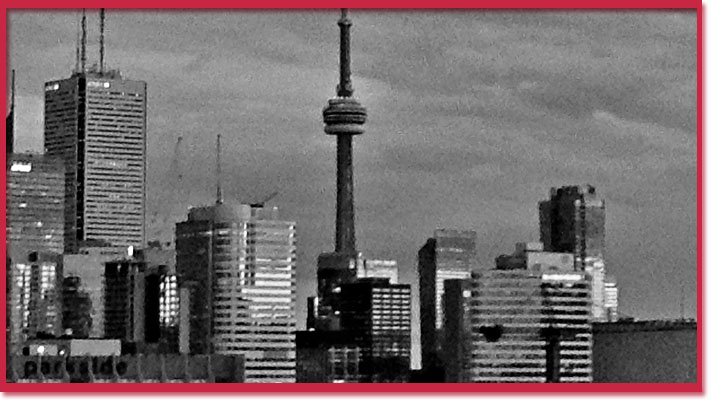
[81,9,87,73]
[74,12,81,73]
[99,8,105,74]
[216,134,223,204]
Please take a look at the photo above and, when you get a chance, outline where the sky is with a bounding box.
[7,10,697,369]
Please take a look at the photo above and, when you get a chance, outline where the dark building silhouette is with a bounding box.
[418,229,476,380]
[137,247,178,353]
[61,276,93,338]
[539,185,605,268]
[539,185,617,322]
[339,278,411,382]
[103,259,146,343]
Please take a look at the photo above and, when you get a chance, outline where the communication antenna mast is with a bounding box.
[81,9,87,73]
[100,8,105,74]
[216,134,223,204]
[74,12,81,73]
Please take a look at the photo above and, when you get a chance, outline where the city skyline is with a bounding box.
[7,10,697,369]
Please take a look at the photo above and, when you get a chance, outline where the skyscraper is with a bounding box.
[444,267,593,382]
[539,185,605,267]
[539,185,617,321]
[418,229,476,376]
[176,203,297,383]
[62,245,132,338]
[338,278,411,382]
[45,10,146,253]
[6,153,66,257]
[103,258,146,343]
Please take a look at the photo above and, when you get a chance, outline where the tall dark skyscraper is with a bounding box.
[539,185,617,321]
[44,11,147,252]
[418,229,476,378]
[539,185,605,268]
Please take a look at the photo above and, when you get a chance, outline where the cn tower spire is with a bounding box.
[323,8,367,254]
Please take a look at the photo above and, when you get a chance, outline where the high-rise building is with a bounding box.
[539,185,617,322]
[338,278,411,382]
[62,245,131,338]
[176,202,297,383]
[44,68,147,252]
[418,229,476,376]
[6,153,65,257]
[103,258,146,343]
[539,185,605,268]
[444,267,592,383]
[8,252,62,348]
[137,247,179,353]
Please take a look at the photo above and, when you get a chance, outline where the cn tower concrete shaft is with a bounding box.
[323,9,367,254]
[336,134,355,253]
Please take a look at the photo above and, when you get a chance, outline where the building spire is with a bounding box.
[322,9,367,254]
[100,8,106,74]
[81,8,87,73]
[216,134,223,204]
[337,8,353,97]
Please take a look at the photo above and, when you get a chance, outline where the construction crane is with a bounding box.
[250,191,279,208]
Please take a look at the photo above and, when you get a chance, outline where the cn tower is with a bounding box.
[323,8,367,254]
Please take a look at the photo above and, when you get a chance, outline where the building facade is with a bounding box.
[62,246,131,338]
[539,185,617,322]
[539,185,605,268]
[8,252,62,347]
[593,320,696,383]
[176,202,297,383]
[103,258,146,343]
[356,255,398,284]
[61,276,93,338]
[339,278,411,382]
[44,69,147,252]
[138,247,179,353]
[444,268,592,383]
[418,229,477,375]
[6,153,65,258]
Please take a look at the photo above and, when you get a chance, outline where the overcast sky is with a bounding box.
[8,10,697,368]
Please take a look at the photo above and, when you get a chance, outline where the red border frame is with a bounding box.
[0,3,703,393]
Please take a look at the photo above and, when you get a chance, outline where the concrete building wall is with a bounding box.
[593,321,697,383]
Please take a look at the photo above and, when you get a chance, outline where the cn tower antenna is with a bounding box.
[216,134,223,204]
[100,8,106,74]
[81,9,87,73]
